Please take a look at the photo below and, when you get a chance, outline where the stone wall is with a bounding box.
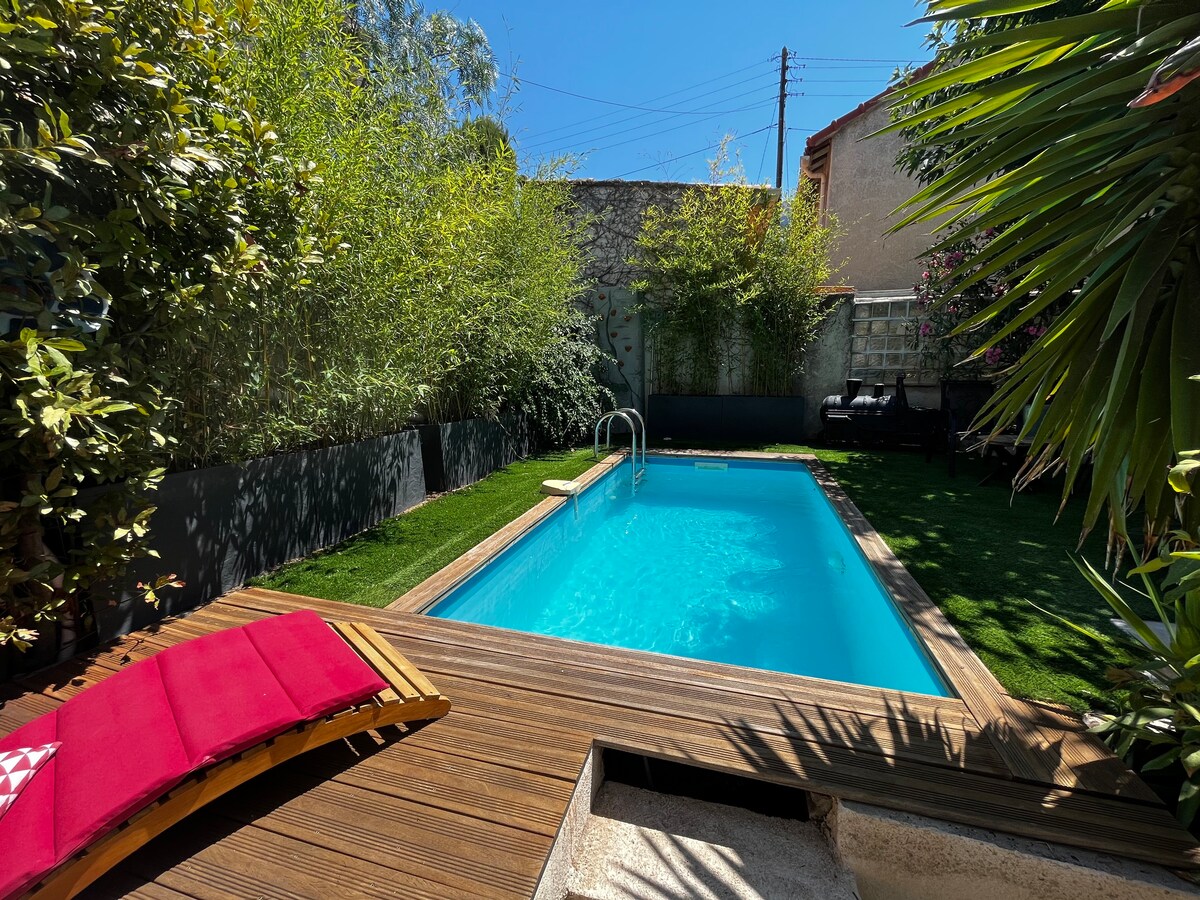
[568,179,807,409]
[567,178,865,438]
[567,180,696,415]
[567,179,693,288]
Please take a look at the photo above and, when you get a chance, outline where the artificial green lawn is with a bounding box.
[255,443,1129,711]
[770,445,1127,712]
[254,448,600,607]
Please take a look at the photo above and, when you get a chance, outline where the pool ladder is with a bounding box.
[594,408,646,495]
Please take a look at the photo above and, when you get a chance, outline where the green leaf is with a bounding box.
[1075,556,1172,657]
[918,0,1060,24]
[1143,747,1182,771]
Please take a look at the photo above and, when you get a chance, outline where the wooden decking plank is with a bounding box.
[400,616,974,724]
[425,666,1003,779]
[391,635,1010,776]
[420,677,1195,865]
[233,588,967,721]
[229,591,992,762]
[215,774,545,897]
[298,737,575,821]
[326,739,576,803]
[116,811,491,900]
[3,582,1196,899]
[404,712,590,782]
[285,766,560,860]
[87,873,201,900]
[288,740,572,837]
[0,690,57,733]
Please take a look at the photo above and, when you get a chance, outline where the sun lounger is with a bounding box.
[0,610,450,899]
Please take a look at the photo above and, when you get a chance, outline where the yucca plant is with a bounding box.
[1046,449,1200,820]
[889,0,1200,541]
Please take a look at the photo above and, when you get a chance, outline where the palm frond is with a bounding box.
[891,0,1200,539]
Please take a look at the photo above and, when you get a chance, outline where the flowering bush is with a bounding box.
[910,228,1052,380]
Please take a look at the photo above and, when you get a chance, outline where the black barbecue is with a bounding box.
[820,374,942,447]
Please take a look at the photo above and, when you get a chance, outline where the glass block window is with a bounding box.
[849,294,925,382]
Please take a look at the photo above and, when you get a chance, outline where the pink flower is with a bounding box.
[920,321,933,336]
[922,271,931,281]
[985,347,1004,366]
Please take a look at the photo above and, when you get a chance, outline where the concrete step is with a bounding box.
[566,782,860,900]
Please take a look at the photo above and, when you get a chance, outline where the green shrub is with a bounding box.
[217,0,588,452]
[1,0,597,649]
[0,0,311,647]
[515,309,614,448]
[632,149,838,396]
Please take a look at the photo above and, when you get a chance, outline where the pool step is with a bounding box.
[565,782,859,900]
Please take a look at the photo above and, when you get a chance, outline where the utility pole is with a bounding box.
[775,46,788,190]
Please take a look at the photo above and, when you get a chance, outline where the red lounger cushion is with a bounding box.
[0,610,387,898]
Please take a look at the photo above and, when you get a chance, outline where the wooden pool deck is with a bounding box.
[2,586,1198,899]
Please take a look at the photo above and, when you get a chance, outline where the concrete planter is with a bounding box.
[418,415,533,493]
[93,429,426,641]
[648,395,808,443]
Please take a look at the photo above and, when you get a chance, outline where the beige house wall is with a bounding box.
[820,102,936,294]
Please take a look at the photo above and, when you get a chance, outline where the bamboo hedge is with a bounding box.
[0,0,597,648]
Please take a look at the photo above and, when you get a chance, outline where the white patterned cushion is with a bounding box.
[0,743,60,819]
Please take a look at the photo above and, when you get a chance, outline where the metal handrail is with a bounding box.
[614,407,647,472]
[593,411,638,496]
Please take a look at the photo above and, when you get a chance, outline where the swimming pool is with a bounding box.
[428,455,949,696]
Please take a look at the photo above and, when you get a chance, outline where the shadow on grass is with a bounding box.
[650,439,1128,710]
[801,446,1129,711]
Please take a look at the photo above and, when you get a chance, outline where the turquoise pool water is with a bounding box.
[429,456,949,696]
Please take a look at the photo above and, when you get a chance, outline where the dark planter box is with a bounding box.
[93,429,426,641]
[648,395,807,443]
[418,415,533,493]
[1,620,61,681]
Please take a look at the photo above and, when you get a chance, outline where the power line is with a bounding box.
[523,79,776,152]
[500,70,772,116]
[518,57,777,141]
[533,64,900,153]
[613,124,775,179]
[756,117,776,185]
[790,54,918,63]
[518,58,777,142]
[584,101,775,155]
[792,63,910,70]
[526,85,778,154]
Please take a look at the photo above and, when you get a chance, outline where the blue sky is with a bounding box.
[447,1,930,191]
